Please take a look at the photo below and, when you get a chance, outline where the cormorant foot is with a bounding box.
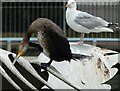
[41,63,50,70]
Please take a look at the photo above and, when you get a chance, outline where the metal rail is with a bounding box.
[0,38,120,51]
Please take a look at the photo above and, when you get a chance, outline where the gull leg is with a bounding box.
[78,33,84,44]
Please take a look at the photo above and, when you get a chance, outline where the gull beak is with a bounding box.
[13,50,24,65]
[66,3,70,7]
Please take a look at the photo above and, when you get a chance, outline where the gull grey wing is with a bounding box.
[74,12,108,29]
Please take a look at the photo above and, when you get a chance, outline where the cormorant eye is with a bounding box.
[42,32,44,34]
[41,31,46,37]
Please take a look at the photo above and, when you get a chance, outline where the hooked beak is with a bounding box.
[66,3,70,7]
[13,50,24,65]
[17,50,24,57]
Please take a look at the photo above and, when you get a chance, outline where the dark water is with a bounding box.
[106,73,120,91]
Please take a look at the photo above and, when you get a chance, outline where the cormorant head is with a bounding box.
[13,41,28,65]
[18,42,28,56]
[66,0,76,9]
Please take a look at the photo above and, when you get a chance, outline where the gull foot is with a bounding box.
[77,41,83,44]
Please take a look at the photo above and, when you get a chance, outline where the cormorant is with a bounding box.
[13,18,87,67]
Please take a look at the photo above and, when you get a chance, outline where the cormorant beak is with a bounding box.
[66,3,70,7]
[13,50,24,65]
[17,50,24,58]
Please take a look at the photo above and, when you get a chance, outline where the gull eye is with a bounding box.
[72,2,74,4]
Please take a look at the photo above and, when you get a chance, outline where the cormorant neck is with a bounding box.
[23,32,32,44]
[18,32,32,56]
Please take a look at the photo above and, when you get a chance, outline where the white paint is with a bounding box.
[0,66,22,90]
[30,43,118,89]
[0,49,38,90]
[0,43,119,90]
[0,49,55,90]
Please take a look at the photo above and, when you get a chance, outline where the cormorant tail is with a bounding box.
[72,53,92,61]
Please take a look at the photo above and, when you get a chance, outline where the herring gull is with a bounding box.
[66,0,118,43]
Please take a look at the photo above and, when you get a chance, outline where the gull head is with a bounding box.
[66,0,76,9]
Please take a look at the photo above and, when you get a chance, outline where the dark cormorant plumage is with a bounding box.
[13,18,86,67]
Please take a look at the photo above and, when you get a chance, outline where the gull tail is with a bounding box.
[108,23,118,28]
[107,23,120,30]
[99,23,119,32]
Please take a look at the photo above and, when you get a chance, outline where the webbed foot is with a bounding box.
[41,60,52,70]
[41,63,50,70]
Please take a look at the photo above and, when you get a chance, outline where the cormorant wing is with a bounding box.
[29,42,43,52]
[46,24,72,60]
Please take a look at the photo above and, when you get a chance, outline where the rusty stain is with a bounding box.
[104,64,110,75]
[82,62,85,65]
[97,58,110,79]
[88,55,93,60]
[97,58,102,68]
[101,48,107,51]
